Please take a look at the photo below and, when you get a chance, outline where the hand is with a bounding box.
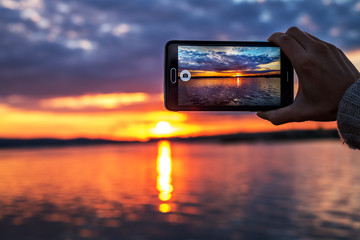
[257,27,360,125]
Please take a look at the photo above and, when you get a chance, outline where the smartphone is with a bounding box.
[164,40,293,111]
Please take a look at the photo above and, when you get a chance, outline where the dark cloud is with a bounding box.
[179,47,279,72]
[0,0,359,98]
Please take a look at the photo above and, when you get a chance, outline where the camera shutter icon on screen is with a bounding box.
[180,70,191,81]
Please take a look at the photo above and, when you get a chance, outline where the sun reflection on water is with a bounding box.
[237,77,241,87]
[156,140,173,213]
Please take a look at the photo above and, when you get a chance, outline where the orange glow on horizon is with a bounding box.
[0,102,338,141]
[0,103,195,141]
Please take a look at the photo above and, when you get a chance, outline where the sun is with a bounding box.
[234,73,243,77]
[155,121,172,135]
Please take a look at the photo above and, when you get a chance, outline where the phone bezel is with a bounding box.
[164,40,293,111]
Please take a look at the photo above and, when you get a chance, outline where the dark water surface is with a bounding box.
[0,140,359,240]
[179,77,280,106]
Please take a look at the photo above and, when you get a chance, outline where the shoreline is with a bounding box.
[0,129,339,149]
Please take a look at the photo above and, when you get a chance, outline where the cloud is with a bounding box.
[39,92,150,110]
[179,46,280,72]
[0,92,164,113]
[0,0,359,99]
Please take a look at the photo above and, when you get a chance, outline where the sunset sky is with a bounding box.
[178,46,280,77]
[0,0,359,140]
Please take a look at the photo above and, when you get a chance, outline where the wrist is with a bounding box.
[337,78,360,149]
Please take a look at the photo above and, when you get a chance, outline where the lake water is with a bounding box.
[0,140,359,240]
[179,77,280,106]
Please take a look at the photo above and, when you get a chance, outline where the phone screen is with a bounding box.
[177,45,281,107]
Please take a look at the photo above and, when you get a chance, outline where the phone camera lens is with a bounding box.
[180,70,191,82]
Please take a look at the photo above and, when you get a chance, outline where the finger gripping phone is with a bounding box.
[164,40,293,111]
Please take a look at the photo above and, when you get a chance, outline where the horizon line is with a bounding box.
[0,129,339,149]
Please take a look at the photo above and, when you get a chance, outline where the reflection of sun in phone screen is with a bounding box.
[155,121,172,135]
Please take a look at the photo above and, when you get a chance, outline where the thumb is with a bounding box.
[257,104,297,125]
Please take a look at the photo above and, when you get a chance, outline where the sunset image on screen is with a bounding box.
[178,46,281,106]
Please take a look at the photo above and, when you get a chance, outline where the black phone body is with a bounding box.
[164,40,293,111]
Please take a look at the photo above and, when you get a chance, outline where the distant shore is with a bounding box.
[0,129,339,149]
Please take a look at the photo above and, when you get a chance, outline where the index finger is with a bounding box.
[286,27,317,50]
[268,32,306,66]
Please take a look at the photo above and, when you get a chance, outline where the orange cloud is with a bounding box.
[39,92,154,109]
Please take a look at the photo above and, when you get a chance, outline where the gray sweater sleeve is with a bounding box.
[337,78,360,149]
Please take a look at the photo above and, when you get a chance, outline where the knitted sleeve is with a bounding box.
[337,78,360,149]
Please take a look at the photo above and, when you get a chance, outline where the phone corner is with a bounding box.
[163,101,175,112]
[164,104,177,112]
[164,40,177,49]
